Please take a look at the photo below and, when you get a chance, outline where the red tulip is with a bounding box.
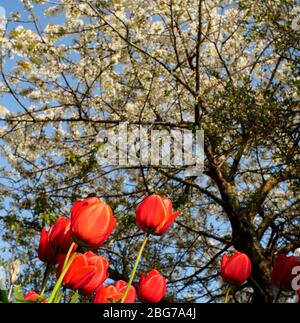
[57,251,109,295]
[136,194,180,235]
[271,253,300,291]
[138,269,166,303]
[24,291,40,301]
[48,216,74,252]
[221,252,252,285]
[70,197,116,249]
[38,227,57,264]
[24,291,48,303]
[94,280,136,303]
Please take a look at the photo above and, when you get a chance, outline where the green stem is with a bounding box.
[40,263,51,297]
[120,234,149,303]
[53,286,65,303]
[48,252,77,303]
[224,286,232,303]
[63,242,76,270]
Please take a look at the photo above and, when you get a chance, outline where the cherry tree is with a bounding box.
[0,0,299,302]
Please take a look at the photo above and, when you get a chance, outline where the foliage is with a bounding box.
[0,0,299,302]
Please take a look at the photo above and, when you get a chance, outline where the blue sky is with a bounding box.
[0,0,23,15]
[0,1,38,262]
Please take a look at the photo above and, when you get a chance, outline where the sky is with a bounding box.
[0,0,23,16]
[0,1,40,268]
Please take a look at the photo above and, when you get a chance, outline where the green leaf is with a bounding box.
[70,290,79,303]
[14,299,38,303]
[53,289,63,303]
[0,289,9,303]
[13,285,24,302]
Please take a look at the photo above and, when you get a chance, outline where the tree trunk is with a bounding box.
[250,258,274,303]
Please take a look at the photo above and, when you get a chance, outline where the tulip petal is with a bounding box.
[38,227,57,264]
[81,254,109,295]
[271,253,286,288]
[49,216,73,251]
[156,210,180,235]
[94,285,120,303]
[63,254,96,290]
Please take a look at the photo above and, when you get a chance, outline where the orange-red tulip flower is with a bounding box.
[94,280,136,303]
[70,197,116,249]
[136,194,179,235]
[24,291,48,303]
[57,251,109,295]
[221,252,252,285]
[138,269,166,303]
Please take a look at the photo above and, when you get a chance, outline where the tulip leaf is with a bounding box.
[0,289,9,303]
[53,289,63,303]
[70,290,79,303]
[13,285,24,302]
[15,299,39,303]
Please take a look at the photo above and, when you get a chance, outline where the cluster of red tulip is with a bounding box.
[24,194,178,303]
[23,194,300,303]
[220,251,300,302]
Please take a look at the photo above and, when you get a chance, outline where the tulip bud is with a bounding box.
[24,290,40,301]
[70,197,116,249]
[94,280,136,303]
[24,290,48,303]
[221,252,252,285]
[138,269,166,303]
[57,251,109,295]
[136,194,180,235]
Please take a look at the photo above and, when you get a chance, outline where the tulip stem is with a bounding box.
[40,263,51,297]
[120,234,150,303]
[54,287,65,303]
[63,242,76,270]
[224,286,232,303]
[48,252,77,303]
